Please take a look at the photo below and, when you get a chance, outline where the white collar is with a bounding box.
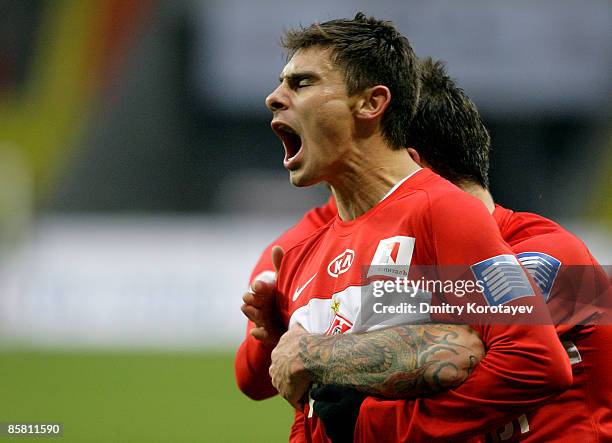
[379,168,422,203]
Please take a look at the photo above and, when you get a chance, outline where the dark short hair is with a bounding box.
[408,58,490,188]
[282,12,420,150]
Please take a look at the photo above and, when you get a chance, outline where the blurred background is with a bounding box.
[0,0,610,441]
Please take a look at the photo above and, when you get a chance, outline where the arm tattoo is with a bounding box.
[299,324,483,398]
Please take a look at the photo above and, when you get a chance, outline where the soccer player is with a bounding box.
[248,13,571,442]
[236,19,484,403]
[264,57,610,441]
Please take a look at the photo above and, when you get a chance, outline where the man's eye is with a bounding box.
[297,80,310,88]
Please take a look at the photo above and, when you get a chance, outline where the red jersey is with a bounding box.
[234,196,336,400]
[275,170,570,443]
[482,205,612,442]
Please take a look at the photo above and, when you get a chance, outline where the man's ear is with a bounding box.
[354,85,391,121]
[407,147,427,167]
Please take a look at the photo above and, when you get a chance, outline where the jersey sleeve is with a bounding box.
[511,232,609,336]
[289,410,308,443]
[234,322,278,400]
[235,199,336,400]
[354,193,573,442]
[234,240,278,400]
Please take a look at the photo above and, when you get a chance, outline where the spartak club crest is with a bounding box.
[324,299,353,335]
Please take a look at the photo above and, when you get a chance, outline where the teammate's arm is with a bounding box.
[235,244,278,400]
[235,198,337,400]
[240,247,285,346]
[235,321,277,399]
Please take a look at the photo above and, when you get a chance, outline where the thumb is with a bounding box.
[271,245,285,275]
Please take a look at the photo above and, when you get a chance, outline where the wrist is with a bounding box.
[294,334,314,382]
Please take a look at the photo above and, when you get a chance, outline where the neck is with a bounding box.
[329,145,420,221]
[459,182,495,213]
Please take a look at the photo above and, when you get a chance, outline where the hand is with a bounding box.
[270,324,312,410]
[240,246,285,346]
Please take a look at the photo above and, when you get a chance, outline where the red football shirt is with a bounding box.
[274,170,570,443]
[482,205,612,442]
[234,172,607,442]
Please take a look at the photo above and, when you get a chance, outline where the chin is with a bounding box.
[289,170,318,188]
[289,173,308,187]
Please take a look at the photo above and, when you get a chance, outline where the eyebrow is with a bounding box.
[279,71,320,83]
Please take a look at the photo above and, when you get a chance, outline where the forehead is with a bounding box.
[280,47,340,79]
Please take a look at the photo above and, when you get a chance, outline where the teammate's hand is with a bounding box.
[240,246,286,347]
[269,324,312,410]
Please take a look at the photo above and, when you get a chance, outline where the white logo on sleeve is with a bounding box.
[516,252,561,302]
[471,254,535,306]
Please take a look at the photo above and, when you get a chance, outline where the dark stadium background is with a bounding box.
[0,1,610,442]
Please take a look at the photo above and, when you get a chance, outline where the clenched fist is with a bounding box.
[270,324,313,410]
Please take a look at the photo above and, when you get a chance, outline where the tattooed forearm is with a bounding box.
[299,324,484,399]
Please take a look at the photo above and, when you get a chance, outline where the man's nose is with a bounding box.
[266,85,288,112]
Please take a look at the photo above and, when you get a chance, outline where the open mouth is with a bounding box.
[271,121,303,165]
